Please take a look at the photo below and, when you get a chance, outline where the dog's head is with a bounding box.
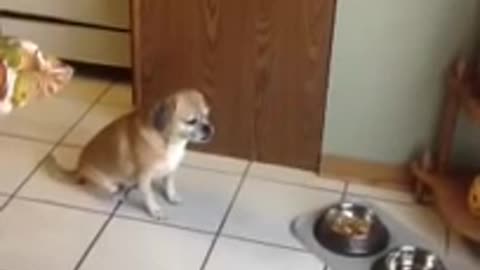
[151,89,214,143]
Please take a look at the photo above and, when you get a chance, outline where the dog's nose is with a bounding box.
[201,124,214,137]
[200,124,214,142]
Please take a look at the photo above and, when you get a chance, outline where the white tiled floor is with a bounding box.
[62,82,133,147]
[0,136,52,193]
[373,200,448,251]
[0,76,478,270]
[79,217,213,270]
[18,146,117,214]
[205,237,325,270]
[0,199,107,270]
[447,233,480,269]
[62,104,132,146]
[98,82,133,107]
[0,195,6,207]
[0,76,110,142]
[117,166,242,233]
[56,76,111,103]
[223,178,343,249]
[183,151,249,175]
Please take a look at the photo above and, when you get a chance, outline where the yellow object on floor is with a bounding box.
[0,35,73,114]
[468,176,480,218]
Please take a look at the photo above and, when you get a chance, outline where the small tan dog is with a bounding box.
[64,89,213,219]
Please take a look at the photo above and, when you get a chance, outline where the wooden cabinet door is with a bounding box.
[131,0,335,170]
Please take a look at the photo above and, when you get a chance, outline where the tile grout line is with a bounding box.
[15,193,215,237]
[113,214,215,236]
[181,164,248,177]
[0,193,7,211]
[0,82,114,211]
[221,233,307,253]
[198,162,252,270]
[73,200,123,270]
[0,132,56,145]
[14,195,113,216]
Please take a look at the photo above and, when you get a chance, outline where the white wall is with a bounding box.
[323,0,479,164]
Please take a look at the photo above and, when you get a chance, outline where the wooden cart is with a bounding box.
[411,57,480,243]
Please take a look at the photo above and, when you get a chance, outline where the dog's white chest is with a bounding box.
[164,141,187,171]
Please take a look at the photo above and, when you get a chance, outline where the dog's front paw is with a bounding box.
[147,204,167,220]
[166,193,183,205]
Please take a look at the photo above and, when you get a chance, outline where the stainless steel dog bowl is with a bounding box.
[372,246,446,270]
[314,202,390,256]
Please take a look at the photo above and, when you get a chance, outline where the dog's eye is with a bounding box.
[186,118,198,125]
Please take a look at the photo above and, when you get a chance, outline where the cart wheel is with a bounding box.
[414,150,433,204]
[414,180,428,204]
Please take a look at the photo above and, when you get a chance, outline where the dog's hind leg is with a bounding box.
[78,166,122,195]
[45,154,86,185]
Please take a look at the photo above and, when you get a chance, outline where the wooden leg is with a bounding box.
[437,82,460,174]
[414,151,434,204]
[415,179,429,204]
[414,79,460,203]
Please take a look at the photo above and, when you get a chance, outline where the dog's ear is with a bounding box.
[152,97,176,131]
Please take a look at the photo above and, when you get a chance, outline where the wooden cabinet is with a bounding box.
[0,0,130,29]
[0,0,131,67]
[0,17,130,67]
[132,0,336,170]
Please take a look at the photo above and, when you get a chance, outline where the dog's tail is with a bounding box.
[44,154,85,185]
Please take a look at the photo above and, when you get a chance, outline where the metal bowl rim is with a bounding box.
[381,245,446,270]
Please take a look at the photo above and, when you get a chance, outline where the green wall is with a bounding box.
[323,0,479,165]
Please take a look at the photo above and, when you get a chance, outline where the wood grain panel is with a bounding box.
[132,0,335,170]
[194,0,257,157]
[253,0,336,170]
[1,0,130,29]
[133,0,256,158]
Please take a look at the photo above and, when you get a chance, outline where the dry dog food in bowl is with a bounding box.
[314,202,390,256]
[330,213,372,238]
